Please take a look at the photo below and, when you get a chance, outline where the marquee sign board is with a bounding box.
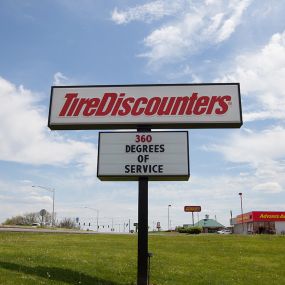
[97,131,189,181]
[184,206,201,212]
[48,83,242,130]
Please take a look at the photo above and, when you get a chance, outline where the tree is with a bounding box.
[22,212,39,225]
[59,217,77,229]
[3,211,52,226]
[3,215,25,225]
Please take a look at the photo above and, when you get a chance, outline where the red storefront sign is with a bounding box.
[236,211,285,224]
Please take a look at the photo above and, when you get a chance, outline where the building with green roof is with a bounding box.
[183,215,225,233]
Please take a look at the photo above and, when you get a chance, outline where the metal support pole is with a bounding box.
[168,205,171,230]
[32,186,55,227]
[168,206,169,230]
[137,177,148,285]
[52,189,55,227]
[192,212,194,226]
[97,210,99,232]
[239,193,244,233]
[137,126,150,285]
[241,198,244,233]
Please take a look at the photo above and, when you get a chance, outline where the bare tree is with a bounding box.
[3,211,53,226]
[59,217,77,229]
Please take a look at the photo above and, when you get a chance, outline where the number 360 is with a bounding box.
[135,134,152,143]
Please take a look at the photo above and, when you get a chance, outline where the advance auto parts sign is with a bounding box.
[48,84,242,130]
[97,131,189,181]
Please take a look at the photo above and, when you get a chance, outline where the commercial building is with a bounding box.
[234,211,285,234]
[184,215,225,233]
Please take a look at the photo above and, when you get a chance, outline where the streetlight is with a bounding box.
[32,185,55,227]
[168,204,171,230]
[238,192,244,233]
[84,206,99,232]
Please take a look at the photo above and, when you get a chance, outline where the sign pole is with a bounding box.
[137,126,150,285]
[137,176,148,285]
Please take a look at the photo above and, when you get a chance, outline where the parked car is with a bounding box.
[217,229,232,234]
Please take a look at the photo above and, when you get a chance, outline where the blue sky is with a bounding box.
[1,0,285,230]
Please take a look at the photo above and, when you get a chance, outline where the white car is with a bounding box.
[217,229,232,234]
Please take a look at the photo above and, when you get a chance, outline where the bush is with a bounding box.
[176,226,186,233]
[188,227,202,234]
[59,217,78,229]
[177,226,202,234]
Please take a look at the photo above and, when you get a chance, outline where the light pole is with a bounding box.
[84,206,99,232]
[168,204,171,230]
[238,192,244,233]
[32,185,55,227]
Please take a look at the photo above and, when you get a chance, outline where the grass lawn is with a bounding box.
[0,232,285,285]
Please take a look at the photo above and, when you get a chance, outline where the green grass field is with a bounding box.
[0,232,285,285]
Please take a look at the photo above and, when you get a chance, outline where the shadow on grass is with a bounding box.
[0,261,123,285]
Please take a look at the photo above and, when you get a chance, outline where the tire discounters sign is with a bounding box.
[48,83,242,130]
[97,131,189,181]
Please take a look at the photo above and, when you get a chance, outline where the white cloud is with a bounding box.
[53,72,72,85]
[218,30,285,121]
[205,126,285,197]
[0,181,53,218]
[111,0,184,24]
[138,0,251,64]
[253,182,282,194]
[0,76,97,176]
[167,64,202,82]
[215,0,251,42]
[209,126,285,165]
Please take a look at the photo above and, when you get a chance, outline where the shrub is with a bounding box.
[188,227,202,234]
[177,226,202,234]
[59,217,77,229]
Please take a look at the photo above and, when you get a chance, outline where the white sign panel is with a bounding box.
[97,131,189,181]
[48,84,242,130]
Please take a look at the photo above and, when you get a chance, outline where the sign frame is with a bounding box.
[48,83,243,130]
[97,131,190,181]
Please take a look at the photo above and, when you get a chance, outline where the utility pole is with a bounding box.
[32,185,55,227]
[239,193,244,233]
[168,204,171,230]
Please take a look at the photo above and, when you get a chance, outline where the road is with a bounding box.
[0,226,131,234]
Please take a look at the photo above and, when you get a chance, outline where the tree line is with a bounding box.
[2,211,78,229]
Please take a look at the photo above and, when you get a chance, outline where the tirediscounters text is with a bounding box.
[48,84,242,130]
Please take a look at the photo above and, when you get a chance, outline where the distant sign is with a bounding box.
[156,222,161,229]
[97,131,189,181]
[40,209,47,216]
[184,206,201,212]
